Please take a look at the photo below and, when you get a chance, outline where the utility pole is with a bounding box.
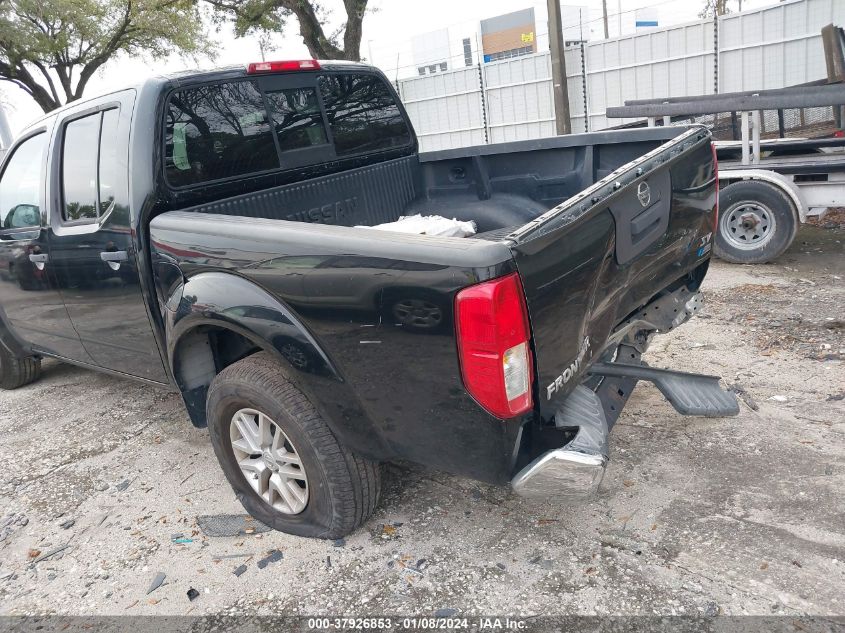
[548,0,572,135]
[602,0,609,39]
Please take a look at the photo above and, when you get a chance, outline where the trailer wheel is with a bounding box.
[714,181,797,264]
[206,352,381,538]
[0,346,41,390]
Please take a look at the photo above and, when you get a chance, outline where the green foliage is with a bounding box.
[0,0,212,112]
[205,0,368,61]
[208,0,288,38]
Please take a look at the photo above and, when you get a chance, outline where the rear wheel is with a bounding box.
[206,352,381,538]
[0,346,41,390]
[714,181,798,264]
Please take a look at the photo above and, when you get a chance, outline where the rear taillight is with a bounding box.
[246,59,321,74]
[455,272,533,419]
[711,141,719,232]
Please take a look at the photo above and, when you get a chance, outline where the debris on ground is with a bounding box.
[171,533,193,544]
[233,564,247,577]
[729,383,759,411]
[377,524,400,540]
[30,544,70,565]
[434,608,458,617]
[196,514,271,537]
[116,480,130,492]
[58,519,75,529]
[146,572,166,595]
[703,602,721,617]
[0,514,28,543]
[256,550,283,569]
[332,538,346,547]
[186,587,200,601]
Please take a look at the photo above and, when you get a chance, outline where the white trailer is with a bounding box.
[606,81,845,263]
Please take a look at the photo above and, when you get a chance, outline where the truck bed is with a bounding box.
[165,127,702,237]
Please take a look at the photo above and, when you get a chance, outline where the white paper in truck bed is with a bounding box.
[357,214,477,238]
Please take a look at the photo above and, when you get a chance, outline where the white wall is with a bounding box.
[397,0,845,152]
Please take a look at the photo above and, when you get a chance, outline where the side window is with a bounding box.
[265,87,328,152]
[62,109,122,222]
[0,133,45,230]
[165,80,280,187]
[62,113,100,221]
[98,108,122,215]
[318,74,412,156]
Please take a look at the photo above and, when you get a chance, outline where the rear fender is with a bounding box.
[166,271,339,382]
[162,272,399,457]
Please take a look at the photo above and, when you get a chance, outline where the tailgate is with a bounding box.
[508,127,717,417]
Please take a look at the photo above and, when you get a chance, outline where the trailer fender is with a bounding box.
[719,169,806,222]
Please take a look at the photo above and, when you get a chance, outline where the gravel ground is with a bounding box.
[0,223,842,618]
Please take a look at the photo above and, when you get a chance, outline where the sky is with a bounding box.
[1,0,775,135]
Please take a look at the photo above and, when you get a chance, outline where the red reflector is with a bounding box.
[711,141,719,232]
[246,59,321,74]
[455,272,533,419]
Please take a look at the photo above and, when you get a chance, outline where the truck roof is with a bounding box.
[22,59,377,132]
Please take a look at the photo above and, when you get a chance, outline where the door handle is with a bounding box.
[28,253,48,270]
[100,250,128,271]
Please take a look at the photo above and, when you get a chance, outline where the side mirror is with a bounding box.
[5,204,41,229]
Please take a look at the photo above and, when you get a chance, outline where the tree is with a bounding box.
[206,0,368,61]
[699,0,742,19]
[0,0,211,113]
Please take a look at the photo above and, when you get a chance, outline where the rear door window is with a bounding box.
[165,80,280,187]
[318,74,412,156]
[62,113,100,221]
[61,109,122,223]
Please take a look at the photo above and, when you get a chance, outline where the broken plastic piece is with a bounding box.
[256,549,283,569]
[146,572,165,595]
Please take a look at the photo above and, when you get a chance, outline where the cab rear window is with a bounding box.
[165,80,279,188]
[164,72,412,188]
[318,74,412,155]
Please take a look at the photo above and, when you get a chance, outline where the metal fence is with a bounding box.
[397,46,588,152]
[395,0,845,152]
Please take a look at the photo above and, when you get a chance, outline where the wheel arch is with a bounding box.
[166,271,341,428]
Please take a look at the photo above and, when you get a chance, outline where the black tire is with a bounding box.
[0,346,41,389]
[714,181,798,264]
[206,352,381,539]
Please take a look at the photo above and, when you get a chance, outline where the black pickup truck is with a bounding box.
[0,60,737,538]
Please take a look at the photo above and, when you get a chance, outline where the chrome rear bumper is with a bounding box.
[511,384,609,500]
[511,447,607,500]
